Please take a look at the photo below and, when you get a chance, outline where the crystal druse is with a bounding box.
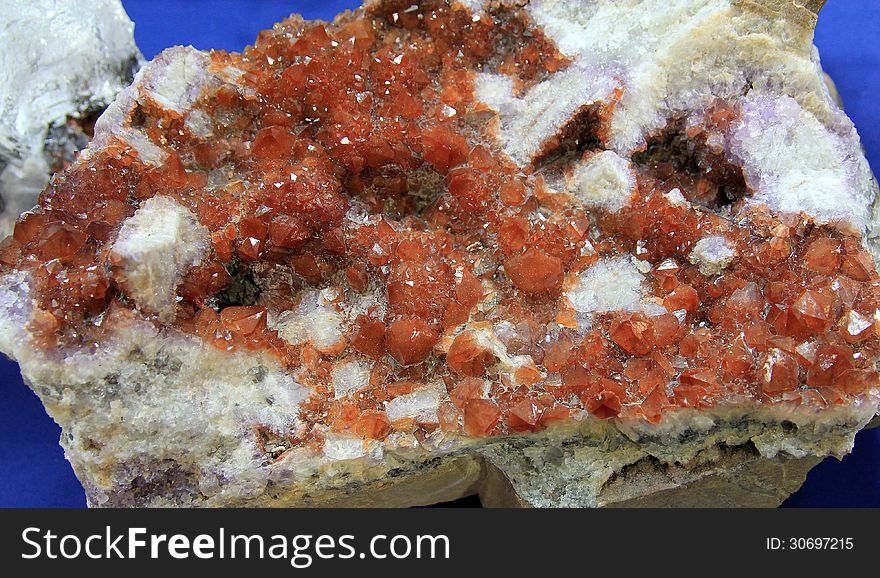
[1,0,878,507]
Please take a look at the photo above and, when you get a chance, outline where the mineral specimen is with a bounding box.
[1,0,878,507]
[0,0,142,235]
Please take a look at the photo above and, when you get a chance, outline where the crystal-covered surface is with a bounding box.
[1,0,878,506]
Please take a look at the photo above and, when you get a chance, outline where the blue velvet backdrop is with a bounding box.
[1,1,878,507]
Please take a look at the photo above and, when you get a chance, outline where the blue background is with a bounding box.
[1,1,878,507]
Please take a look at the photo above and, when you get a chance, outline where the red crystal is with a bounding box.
[463,399,501,436]
[221,306,267,336]
[385,317,438,366]
[507,398,542,432]
[505,249,564,294]
[610,314,653,356]
[720,336,755,380]
[759,349,799,395]
[446,332,495,377]
[351,317,387,359]
[841,241,876,281]
[355,411,392,440]
[663,283,699,312]
[803,237,842,275]
[790,290,832,333]
[450,377,488,408]
[421,125,469,174]
[806,344,855,388]
[269,215,311,249]
[586,389,622,419]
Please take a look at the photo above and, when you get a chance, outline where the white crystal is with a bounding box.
[567,150,636,212]
[275,289,345,353]
[331,359,371,399]
[689,235,736,276]
[385,385,445,423]
[323,435,368,461]
[728,94,874,234]
[111,196,209,320]
[665,188,688,207]
[566,256,656,314]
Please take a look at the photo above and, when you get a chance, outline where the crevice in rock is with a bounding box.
[780,420,798,433]
[214,262,262,308]
[531,103,606,169]
[43,109,104,174]
[129,102,147,129]
[632,116,748,210]
[254,425,294,464]
[601,454,666,491]
[117,53,142,87]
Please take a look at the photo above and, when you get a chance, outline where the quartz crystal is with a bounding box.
[1,0,878,507]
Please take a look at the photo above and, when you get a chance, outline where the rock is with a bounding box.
[0,0,878,508]
[0,0,142,235]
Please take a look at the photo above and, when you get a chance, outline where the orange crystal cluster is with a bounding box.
[1,0,878,457]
